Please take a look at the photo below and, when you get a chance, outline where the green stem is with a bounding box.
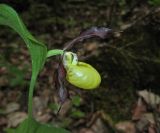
[28,49,63,118]
[28,49,64,119]
[47,49,64,58]
[28,74,37,119]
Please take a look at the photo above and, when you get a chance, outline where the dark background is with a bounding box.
[0,0,160,132]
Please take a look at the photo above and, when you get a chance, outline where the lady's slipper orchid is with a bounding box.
[63,52,101,89]
[54,27,112,104]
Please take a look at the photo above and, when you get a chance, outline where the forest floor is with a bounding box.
[0,1,160,133]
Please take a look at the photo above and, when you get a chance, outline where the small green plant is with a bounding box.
[148,0,160,6]
[48,95,85,127]
[0,4,112,133]
[70,96,85,119]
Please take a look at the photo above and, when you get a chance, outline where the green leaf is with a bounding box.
[0,4,69,133]
[148,0,160,6]
[0,4,47,75]
[0,4,47,117]
[71,96,81,107]
[48,103,61,113]
[70,109,85,118]
[5,128,16,133]
[16,118,70,133]
[5,118,70,133]
[47,49,64,58]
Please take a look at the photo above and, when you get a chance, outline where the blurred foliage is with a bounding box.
[70,96,85,119]
[70,108,85,118]
[48,103,60,114]
[0,0,160,123]
[0,55,28,87]
[148,0,160,6]
[71,96,81,107]
[49,95,85,127]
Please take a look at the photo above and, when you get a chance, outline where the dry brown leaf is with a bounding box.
[0,117,7,126]
[7,112,27,127]
[5,102,20,114]
[35,114,52,123]
[136,115,150,132]
[142,113,155,125]
[148,124,156,133]
[59,100,72,118]
[137,90,160,108]
[120,23,133,30]
[132,98,147,120]
[91,118,110,133]
[78,128,94,133]
[115,121,136,133]
[33,96,48,117]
